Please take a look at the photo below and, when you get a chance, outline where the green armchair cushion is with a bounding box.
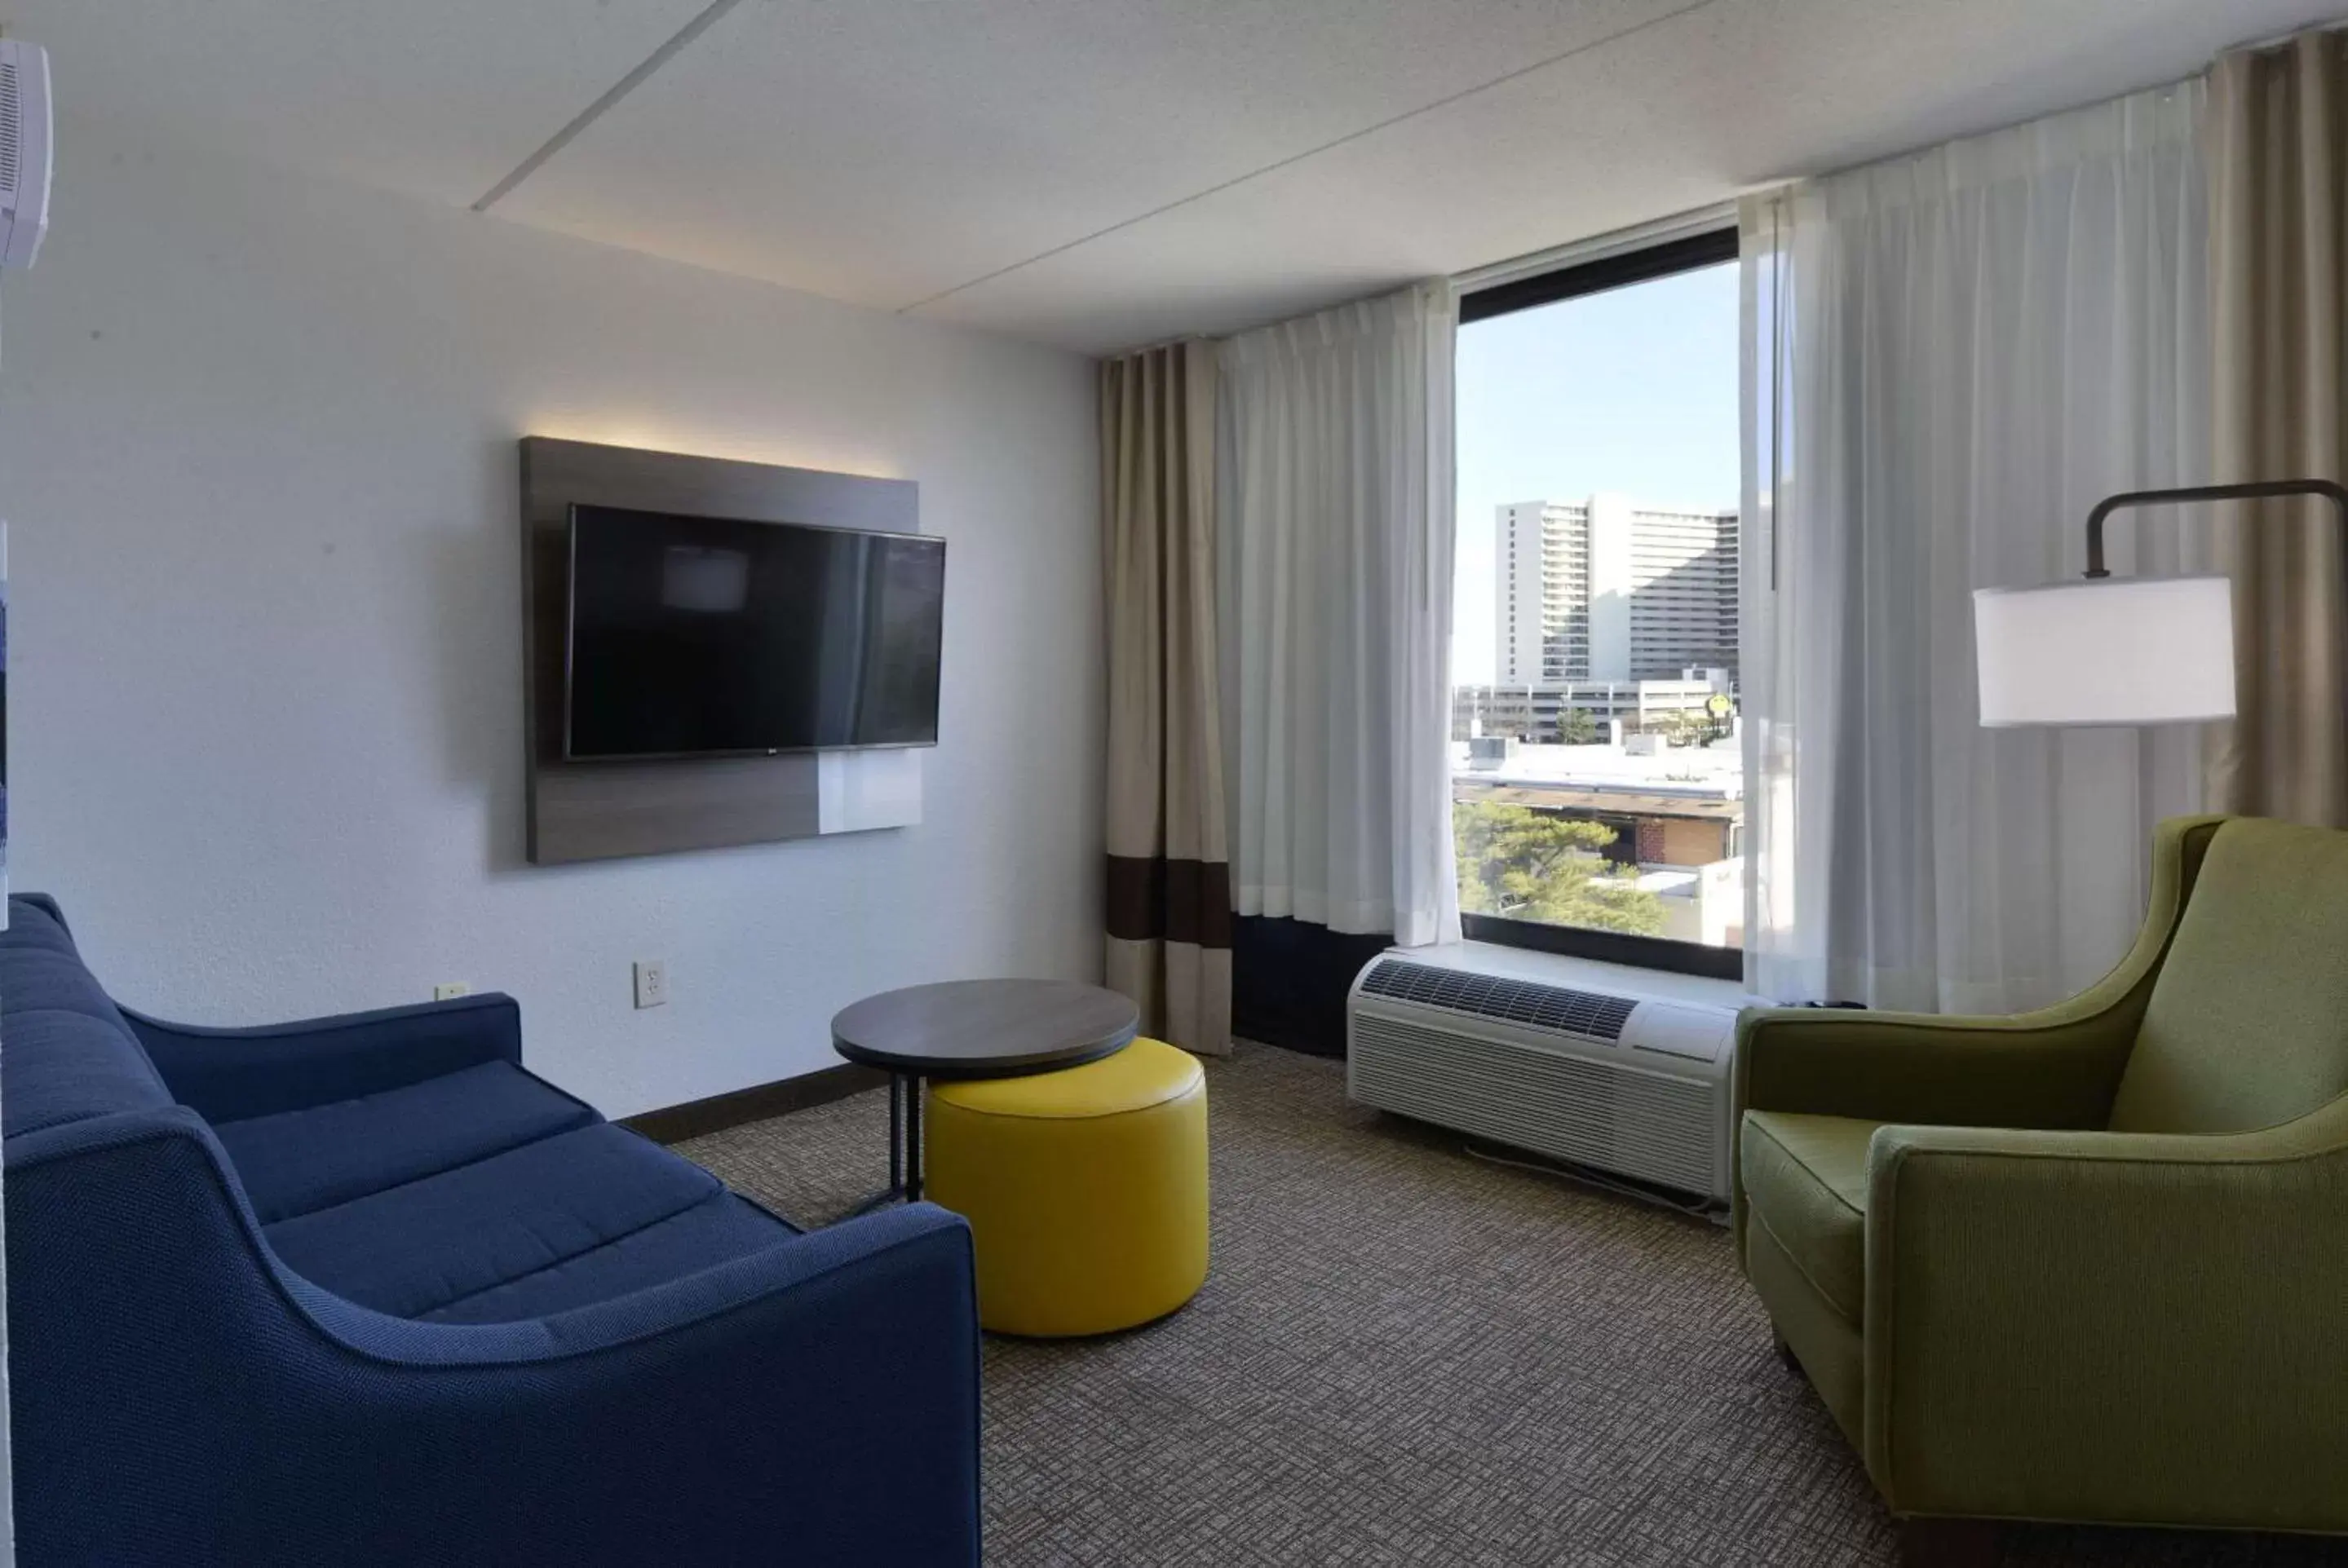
[2111,816,2348,1135]
[1739,1111,1881,1323]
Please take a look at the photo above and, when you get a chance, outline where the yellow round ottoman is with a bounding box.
[924,1037,1208,1337]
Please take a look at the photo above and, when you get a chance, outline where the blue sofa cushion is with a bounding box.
[2,1010,174,1139]
[211,1062,600,1224]
[4,894,86,961]
[2,899,172,1139]
[262,1123,724,1318]
[420,1191,797,1324]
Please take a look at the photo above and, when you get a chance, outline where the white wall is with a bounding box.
[0,121,1103,1117]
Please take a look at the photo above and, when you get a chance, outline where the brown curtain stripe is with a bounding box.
[1100,340,1233,1055]
[2204,30,2348,828]
[1105,856,1234,950]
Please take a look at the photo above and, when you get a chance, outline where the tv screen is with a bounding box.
[564,503,944,760]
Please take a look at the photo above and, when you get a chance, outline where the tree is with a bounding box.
[1453,803,1666,935]
[1557,707,1600,745]
[1648,709,1709,748]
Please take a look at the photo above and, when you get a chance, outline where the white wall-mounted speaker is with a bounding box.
[0,40,53,272]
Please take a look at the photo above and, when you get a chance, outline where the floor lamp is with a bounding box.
[1973,479,2348,728]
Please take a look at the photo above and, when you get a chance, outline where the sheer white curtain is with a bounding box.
[1218,280,1461,948]
[1741,82,2211,1013]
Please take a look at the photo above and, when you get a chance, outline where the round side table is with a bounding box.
[831,978,1139,1204]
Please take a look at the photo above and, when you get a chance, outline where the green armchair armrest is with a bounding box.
[1736,1002,2138,1133]
[1864,1102,2348,1528]
[1731,816,2229,1264]
[1737,815,2227,1122]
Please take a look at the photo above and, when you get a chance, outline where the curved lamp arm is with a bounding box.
[2084,478,2348,577]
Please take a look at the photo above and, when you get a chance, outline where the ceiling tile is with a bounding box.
[487,0,1693,311]
[910,0,2348,351]
[5,0,711,204]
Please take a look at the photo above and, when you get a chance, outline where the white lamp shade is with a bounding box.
[1973,575,2237,727]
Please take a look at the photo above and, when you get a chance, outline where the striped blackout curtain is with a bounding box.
[1100,341,1232,1056]
[2204,29,2348,828]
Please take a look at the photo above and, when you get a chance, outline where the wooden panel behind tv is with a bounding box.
[519,437,921,865]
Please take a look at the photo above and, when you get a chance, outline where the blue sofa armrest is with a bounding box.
[125,992,525,1121]
[8,1112,983,1566]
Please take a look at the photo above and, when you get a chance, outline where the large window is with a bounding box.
[1451,231,1744,977]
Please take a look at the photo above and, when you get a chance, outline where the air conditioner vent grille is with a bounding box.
[1350,1016,1717,1194]
[0,59,19,197]
[1360,959,1638,1040]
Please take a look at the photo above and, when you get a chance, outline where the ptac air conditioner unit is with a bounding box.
[0,40,53,272]
[1347,948,1741,1203]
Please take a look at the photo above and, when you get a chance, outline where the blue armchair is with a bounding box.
[3,894,981,1566]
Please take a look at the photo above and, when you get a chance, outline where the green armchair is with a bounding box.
[1732,814,2348,1535]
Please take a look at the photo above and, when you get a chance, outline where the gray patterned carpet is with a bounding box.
[679,1045,2339,1567]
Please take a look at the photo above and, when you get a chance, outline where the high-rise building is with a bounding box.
[1496,496,1738,683]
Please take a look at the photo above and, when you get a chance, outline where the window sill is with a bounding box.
[1457,912,1744,983]
[1417,930,1756,1007]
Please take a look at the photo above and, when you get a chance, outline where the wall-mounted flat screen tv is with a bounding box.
[564,503,944,761]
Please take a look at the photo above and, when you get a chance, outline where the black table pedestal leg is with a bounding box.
[842,1075,915,1221]
[888,1072,904,1195]
[906,1076,924,1202]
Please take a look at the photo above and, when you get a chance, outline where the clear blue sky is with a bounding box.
[1452,260,1740,684]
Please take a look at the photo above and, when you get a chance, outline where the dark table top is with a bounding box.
[830,978,1139,1080]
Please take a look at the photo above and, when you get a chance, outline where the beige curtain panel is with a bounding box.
[2204,29,2348,828]
[1100,341,1232,1056]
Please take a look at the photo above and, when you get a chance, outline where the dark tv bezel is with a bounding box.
[561,501,945,763]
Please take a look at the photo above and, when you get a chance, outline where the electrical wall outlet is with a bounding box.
[433,982,471,1001]
[633,960,668,1009]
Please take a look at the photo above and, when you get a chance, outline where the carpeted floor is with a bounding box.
[679,1045,2341,1567]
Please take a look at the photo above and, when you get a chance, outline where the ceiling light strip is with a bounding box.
[472,0,750,214]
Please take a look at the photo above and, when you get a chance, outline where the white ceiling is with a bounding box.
[7,1,712,204]
[15,0,2348,353]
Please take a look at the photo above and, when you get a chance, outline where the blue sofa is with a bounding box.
[2,894,981,1566]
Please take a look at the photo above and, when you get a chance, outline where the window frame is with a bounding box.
[1458,913,1744,981]
[1453,225,1744,983]
[1459,227,1737,324]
